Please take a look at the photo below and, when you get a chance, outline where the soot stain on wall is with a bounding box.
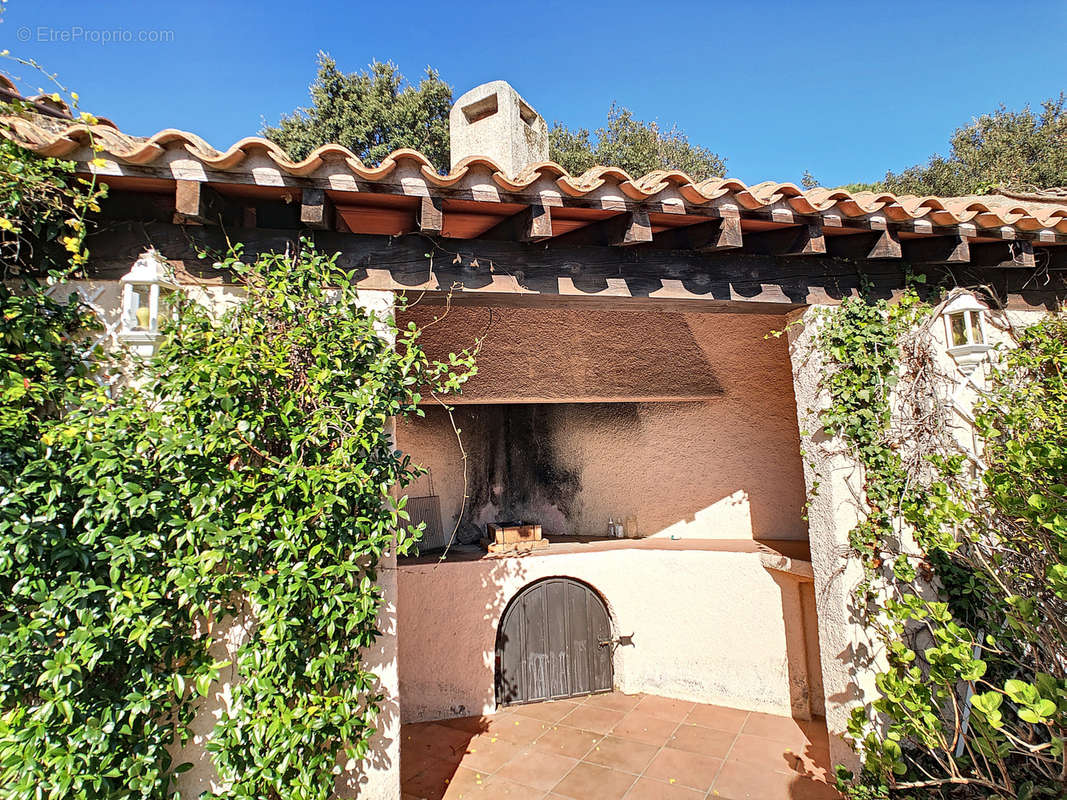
[457,403,638,539]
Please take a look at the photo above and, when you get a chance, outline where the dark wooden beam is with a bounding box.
[653,216,743,252]
[479,203,552,242]
[902,234,970,264]
[969,240,1035,268]
[83,222,1066,312]
[418,196,444,234]
[826,229,902,261]
[549,210,653,247]
[1035,245,1067,270]
[300,188,334,230]
[100,189,175,223]
[744,220,826,256]
[173,180,236,226]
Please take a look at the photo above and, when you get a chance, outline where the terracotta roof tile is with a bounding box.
[2,107,1066,236]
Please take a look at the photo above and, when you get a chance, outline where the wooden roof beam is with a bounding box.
[744,220,826,256]
[826,229,902,261]
[902,234,970,264]
[549,210,652,247]
[300,188,334,230]
[651,216,743,252]
[418,196,443,234]
[478,202,552,242]
[173,179,238,226]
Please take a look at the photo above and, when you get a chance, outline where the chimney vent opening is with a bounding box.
[518,100,537,126]
[462,93,499,124]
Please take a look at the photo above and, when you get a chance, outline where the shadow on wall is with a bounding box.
[767,571,825,722]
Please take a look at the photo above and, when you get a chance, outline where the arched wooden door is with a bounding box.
[496,578,613,705]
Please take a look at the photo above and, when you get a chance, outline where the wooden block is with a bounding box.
[419,195,444,234]
[301,188,333,230]
[487,523,543,544]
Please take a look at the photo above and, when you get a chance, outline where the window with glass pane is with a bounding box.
[950,312,968,346]
[968,310,983,344]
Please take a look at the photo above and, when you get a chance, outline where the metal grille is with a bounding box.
[407,470,449,553]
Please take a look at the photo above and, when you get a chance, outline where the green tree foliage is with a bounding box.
[811,296,1067,798]
[873,94,1067,196]
[549,103,726,179]
[263,54,452,168]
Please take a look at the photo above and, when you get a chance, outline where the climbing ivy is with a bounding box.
[0,234,477,796]
[809,292,1067,798]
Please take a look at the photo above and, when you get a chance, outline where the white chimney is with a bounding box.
[449,81,548,178]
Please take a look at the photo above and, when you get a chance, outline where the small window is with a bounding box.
[950,312,968,346]
[969,310,984,344]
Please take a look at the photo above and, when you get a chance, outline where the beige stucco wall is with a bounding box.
[397,548,819,723]
[788,297,1053,773]
[395,306,808,541]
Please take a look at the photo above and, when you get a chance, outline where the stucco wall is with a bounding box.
[395,306,808,541]
[397,549,819,723]
[788,298,1052,773]
[397,305,799,404]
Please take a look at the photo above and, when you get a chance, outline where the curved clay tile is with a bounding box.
[419,163,469,187]
[3,111,1067,236]
[27,93,72,118]
[193,136,279,169]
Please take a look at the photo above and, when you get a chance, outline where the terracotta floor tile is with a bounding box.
[402,695,835,800]
[666,723,737,758]
[610,711,679,747]
[583,692,643,713]
[712,758,840,800]
[790,744,833,782]
[494,749,579,792]
[582,735,658,774]
[641,746,723,791]
[551,762,637,800]
[685,703,750,733]
[512,701,580,723]
[440,765,491,799]
[488,712,554,744]
[531,724,604,759]
[623,777,705,800]
[633,694,696,721]
[459,733,525,774]
[403,756,466,799]
[727,732,804,770]
[478,776,549,799]
[403,723,475,764]
[437,715,492,735]
[558,704,626,734]
[741,712,825,751]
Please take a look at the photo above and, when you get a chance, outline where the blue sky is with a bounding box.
[2,0,1065,186]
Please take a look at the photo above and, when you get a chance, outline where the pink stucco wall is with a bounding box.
[397,547,820,723]
[395,307,807,541]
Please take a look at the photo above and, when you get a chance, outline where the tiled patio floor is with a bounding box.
[401,691,841,800]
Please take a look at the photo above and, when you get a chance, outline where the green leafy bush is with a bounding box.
[814,295,1067,798]
[0,238,476,798]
